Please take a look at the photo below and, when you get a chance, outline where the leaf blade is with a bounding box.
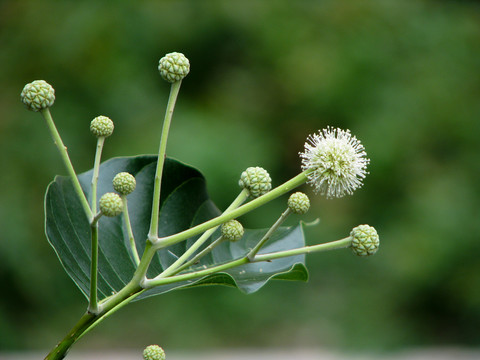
[45,156,308,301]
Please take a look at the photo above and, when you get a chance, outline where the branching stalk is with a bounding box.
[88,136,106,313]
[148,81,183,241]
[45,232,351,360]
[156,189,248,279]
[79,289,146,341]
[252,236,352,262]
[153,170,311,250]
[88,223,99,314]
[44,278,143,360]
[41,108,92,220]
[247,208,292,260]
[44,170,311,359]
[123,197,140,266]
[174,236,224,274]
[143,237,353,289]
[90,137,105,215]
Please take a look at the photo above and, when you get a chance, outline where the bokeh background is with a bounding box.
[1,0,480,356]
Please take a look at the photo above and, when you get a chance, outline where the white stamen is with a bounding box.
[299,127,369,198]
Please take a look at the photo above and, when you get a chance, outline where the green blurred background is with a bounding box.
[1,0,480,355]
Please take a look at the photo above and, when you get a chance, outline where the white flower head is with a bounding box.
[300,127,369,198]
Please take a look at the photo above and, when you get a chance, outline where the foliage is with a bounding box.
[45,155,307,299]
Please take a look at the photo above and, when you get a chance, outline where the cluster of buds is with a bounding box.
[22,49,381,360]
[98,172,137,218]
[20,52,380,264]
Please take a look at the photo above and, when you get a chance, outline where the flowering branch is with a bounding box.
[20,51,379,360]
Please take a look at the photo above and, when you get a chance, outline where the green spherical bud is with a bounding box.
[90,116,114,137]
[350,224,379,256]
[143,345,165,360]
[288,192,310,215]
[238,167,272,198]
[112,172,136,196]
[99,192,123,217]
[221,220,244,242]
[158,52,190,83]
[21,80,55,112]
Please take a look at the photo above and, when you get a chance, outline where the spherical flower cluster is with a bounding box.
[300,127,369,199]
[158,52,190,83]
[143,345,166,360]
[20,80,55,112]
[238,167,272,198]
[221,220,244,242]
[287,192,310,215]
[350,224,379,256]
[113,172,136,196]
[90,116,114,138]
[99,192,123,217]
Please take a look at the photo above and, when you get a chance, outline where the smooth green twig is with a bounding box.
[252,236,352,262]
[90,137,105,214]
[45,234,352,360]
[79,289,146,342]
[143,236,353,289]
[91,212,102,225]
[155,189,249,279]
[144,257,248,288]
[148,80,183,242]
[44,277,143,360]
[78,171,309,345]
[88,136,106,314]
[122,196,140,266]
[153,170,311,250]
[247,207,292,261]
[172,235,224,275]
[41,108,92,220]
[88,223,99,314]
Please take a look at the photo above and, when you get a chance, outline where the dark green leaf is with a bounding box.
[44,156,307,301]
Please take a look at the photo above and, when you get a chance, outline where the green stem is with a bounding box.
[156,189,248,279]
[123,197,140,266]
[79,289,146,341]
[41,108,93,220]
[144,257,249,288]
[129,241,156,285]
[44,171,310,359]
[102,241,157,309]
[153,171,311,250]
[91,212,102,225]
[145,236,353,289]
[88,223,99,314]
[90,137,105,214]
[174,236,224,274]
[252,236,353,262]
[44,277,144,360]
[148,81,183,241]
[247,208,291,260]
[45,233,351,359]
[87,136,105,313]
[44,241,155,360]
[44,312,97,360]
